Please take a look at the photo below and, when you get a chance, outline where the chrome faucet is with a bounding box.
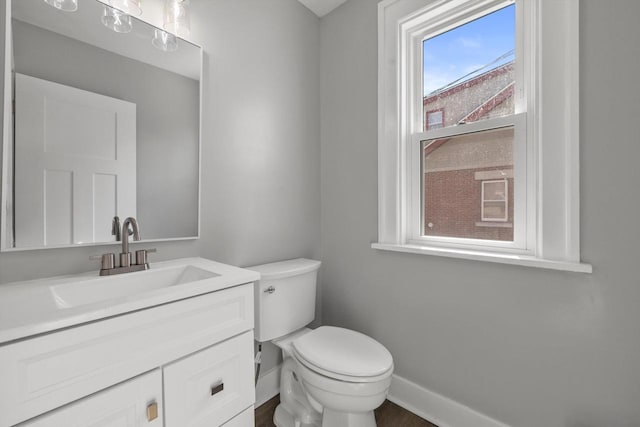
[90,217,155,276]
[120,217,140,267]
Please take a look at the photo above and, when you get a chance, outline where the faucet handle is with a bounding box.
[90,253,116,270]
[135,248,157,265]
[111,216,121,241]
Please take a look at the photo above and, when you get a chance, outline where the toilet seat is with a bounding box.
[292,326,393,383]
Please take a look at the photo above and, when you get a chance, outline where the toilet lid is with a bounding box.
[292,326,393,378]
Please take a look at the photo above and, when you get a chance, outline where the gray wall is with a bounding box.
[190,0,321,374]
[190,0,321,268]
[12,20,199,240]
[320,1,640,426]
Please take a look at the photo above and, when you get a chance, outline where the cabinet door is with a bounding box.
[164,331,254,427]
[18,370,163,427]
[222,407,254,427]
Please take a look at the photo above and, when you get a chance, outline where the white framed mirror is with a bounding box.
[1,0,202,251]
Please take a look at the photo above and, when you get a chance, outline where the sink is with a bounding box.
[50,265,220,309]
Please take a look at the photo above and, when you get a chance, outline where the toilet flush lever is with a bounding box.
[264,286,276,294]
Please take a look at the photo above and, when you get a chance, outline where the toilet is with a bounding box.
[249,258,394,427]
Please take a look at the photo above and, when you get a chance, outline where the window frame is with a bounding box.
[408,0,531,254]
[375,0,591,273]
[481,179,509,222]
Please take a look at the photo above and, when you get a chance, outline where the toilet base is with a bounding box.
[273,357,322,427]
[274,402,377,427]
[321,409,376,427]
[274,403,321,427]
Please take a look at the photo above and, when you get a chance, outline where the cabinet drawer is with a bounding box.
[18,369,163,427]
[0,284,253,427]
[222,406,254,427]
[164,331,254,427]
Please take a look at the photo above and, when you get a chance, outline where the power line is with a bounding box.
[428,49,515,96]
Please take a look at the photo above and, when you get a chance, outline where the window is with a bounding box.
[425,109,443,130]
[481,180,508,222]
[375,0,590,272]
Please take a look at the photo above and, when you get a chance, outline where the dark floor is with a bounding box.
[255,395,438,427]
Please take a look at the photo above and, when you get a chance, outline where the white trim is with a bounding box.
[1,0,11,251]
[254,365,516,427]
[255,365,281,408]
[475,221,512,228]
[388,374,512,427]
[536,0,581,262]
[372,242,592,273]
[475,169,513,180]
[377,0,583,268]
[406,1,529,253]
[0,236,198,253]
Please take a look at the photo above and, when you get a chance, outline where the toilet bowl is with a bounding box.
[249,259,394,427]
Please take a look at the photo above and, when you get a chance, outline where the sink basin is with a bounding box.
[50,265,220,309]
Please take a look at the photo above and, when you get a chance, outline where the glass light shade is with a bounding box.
[109,0,142,16]
[163,0,190,38]
[152,29,178,52]
[102,6,133,33]
[43,0,78,12]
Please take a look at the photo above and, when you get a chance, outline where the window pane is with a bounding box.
[422,127,514,241]
[483,201,507,220]
[423,5,515,131]
[427,110,443,129]
[483,181,506,201]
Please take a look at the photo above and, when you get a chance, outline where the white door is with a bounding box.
[17,370,163,427]
[14,73,136,248]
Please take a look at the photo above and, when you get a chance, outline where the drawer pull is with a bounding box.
[210,382,224,396]
[146,402,158,421]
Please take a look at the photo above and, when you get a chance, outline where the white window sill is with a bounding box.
[475,222,513,228]
[371,243,592,273]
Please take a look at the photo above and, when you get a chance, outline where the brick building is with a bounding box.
[422,62,515,241]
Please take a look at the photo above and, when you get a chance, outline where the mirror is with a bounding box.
[1,0,201,251]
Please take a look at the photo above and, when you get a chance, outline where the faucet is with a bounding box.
[90,217,155,276]
[120,217,140,267]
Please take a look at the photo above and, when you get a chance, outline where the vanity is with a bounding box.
[0,258,259,427]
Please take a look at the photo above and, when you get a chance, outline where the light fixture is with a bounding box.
[152,29,178,52]
[109,0,142,17]
[102,5,133,33]
[163,0,190,38]
[43,0,78,12]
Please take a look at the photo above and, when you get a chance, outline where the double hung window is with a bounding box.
[376,0,590,272]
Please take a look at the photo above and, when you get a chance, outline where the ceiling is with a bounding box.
[296,0,349,17]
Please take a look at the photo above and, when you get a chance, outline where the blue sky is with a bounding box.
[423,4,515,95]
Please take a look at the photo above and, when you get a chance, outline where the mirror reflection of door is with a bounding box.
[14,73,136,247]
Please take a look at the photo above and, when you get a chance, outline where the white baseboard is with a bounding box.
[255,366,510,427]
[255,365,281,408]
[388,374,511,427]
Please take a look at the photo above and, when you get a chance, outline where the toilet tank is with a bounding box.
[248,258,321,342]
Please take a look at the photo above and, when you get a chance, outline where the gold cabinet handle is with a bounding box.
[210,382,224,396]
[146,402,158,422]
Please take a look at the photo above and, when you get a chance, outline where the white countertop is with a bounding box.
[0,257,260,345]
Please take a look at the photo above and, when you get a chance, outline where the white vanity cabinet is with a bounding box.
[0,266,257,427]
[18,369,164,427]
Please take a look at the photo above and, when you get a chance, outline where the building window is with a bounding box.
[481,179,508,222]
[425,109,443,130]
[375,0,590,272]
